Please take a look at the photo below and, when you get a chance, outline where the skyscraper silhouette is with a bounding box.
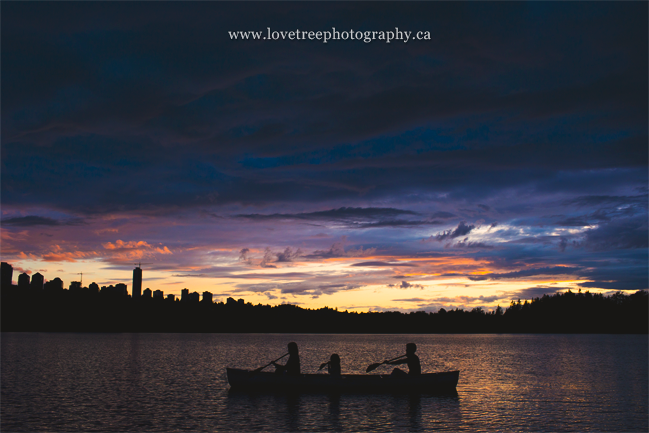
[1,262,13,288]
[31,272,44,290]
[133,266,142,298]
[18,273,30,287]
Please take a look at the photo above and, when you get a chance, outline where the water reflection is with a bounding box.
[327,393,342,431]
[224,389,460,431]
[2,333,646,432]
[408,393,421,430]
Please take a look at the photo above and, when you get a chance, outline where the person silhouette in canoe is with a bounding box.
[318,353,342,376]
[326,353,342,376]
[272,342,300,375]
[385,343,421,376]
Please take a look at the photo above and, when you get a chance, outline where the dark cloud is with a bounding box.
[1,215,85,226]
[351,261,415,267]
[387,281,424,289]
[467,266,582,281]
[260,248,277,268]
[554,215,604,227]
[392,298,428,302]
[508,286,570,300]
[565,194,648,208]
[227,272,314,280]
[352,219,443,229]
[558,237,569,253]
[238,248,251,263]
[275,247,302,263]
[582,216,648,251]
[456,295,502,304]
[235,207,438,229]
[429,221,475,242]
[234,281,362,298]
[431,211,456,219]
[553,202,646,227]
[577,260,648,291]
[236,207,417,221]
[304,238,376,259]
[578,281,646,291]
[3,2,646,215]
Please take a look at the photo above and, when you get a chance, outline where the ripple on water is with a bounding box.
[1,333,647,432]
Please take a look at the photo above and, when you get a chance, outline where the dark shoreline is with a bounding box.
[2,286,647,334]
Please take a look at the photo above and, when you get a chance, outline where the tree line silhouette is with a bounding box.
[1,284,647,333]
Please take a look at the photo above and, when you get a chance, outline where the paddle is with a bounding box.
[318,361,329,371]
[365,354,407,373]
[250,352,289,375]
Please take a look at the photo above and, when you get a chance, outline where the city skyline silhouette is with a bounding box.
[2,260,646,334]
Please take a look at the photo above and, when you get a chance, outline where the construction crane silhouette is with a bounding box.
[134,263,152,269]
[77,272,83,286]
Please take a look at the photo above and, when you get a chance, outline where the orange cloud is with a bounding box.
[41,250,99,262]
[18,252,39,260]
[103,240,153,250]
[101,239,172,261]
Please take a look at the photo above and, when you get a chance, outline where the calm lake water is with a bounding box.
[1,333,647,432]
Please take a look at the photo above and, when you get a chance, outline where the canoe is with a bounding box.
[226,368,459,392]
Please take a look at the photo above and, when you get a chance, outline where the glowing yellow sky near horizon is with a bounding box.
[5,253,608,312]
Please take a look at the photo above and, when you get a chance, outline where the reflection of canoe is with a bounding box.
[226,368,459,392]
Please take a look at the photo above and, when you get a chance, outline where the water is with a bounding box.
[1,333,647,432]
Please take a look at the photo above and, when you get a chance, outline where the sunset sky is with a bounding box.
[2,2,647,312]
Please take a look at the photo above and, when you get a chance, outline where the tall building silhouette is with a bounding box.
[181,288,189,301]
[18,273,30,287]
[115,283,128,297]
[1,262,13,288]
[44,277,64,291]
[132,266,142,298]
[31,272,44,290]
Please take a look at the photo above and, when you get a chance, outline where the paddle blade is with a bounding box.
[318,362,328,371]
[251,363,272,374]
[366,362,384,373]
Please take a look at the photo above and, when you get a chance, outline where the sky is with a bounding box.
[2,2,647,312]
